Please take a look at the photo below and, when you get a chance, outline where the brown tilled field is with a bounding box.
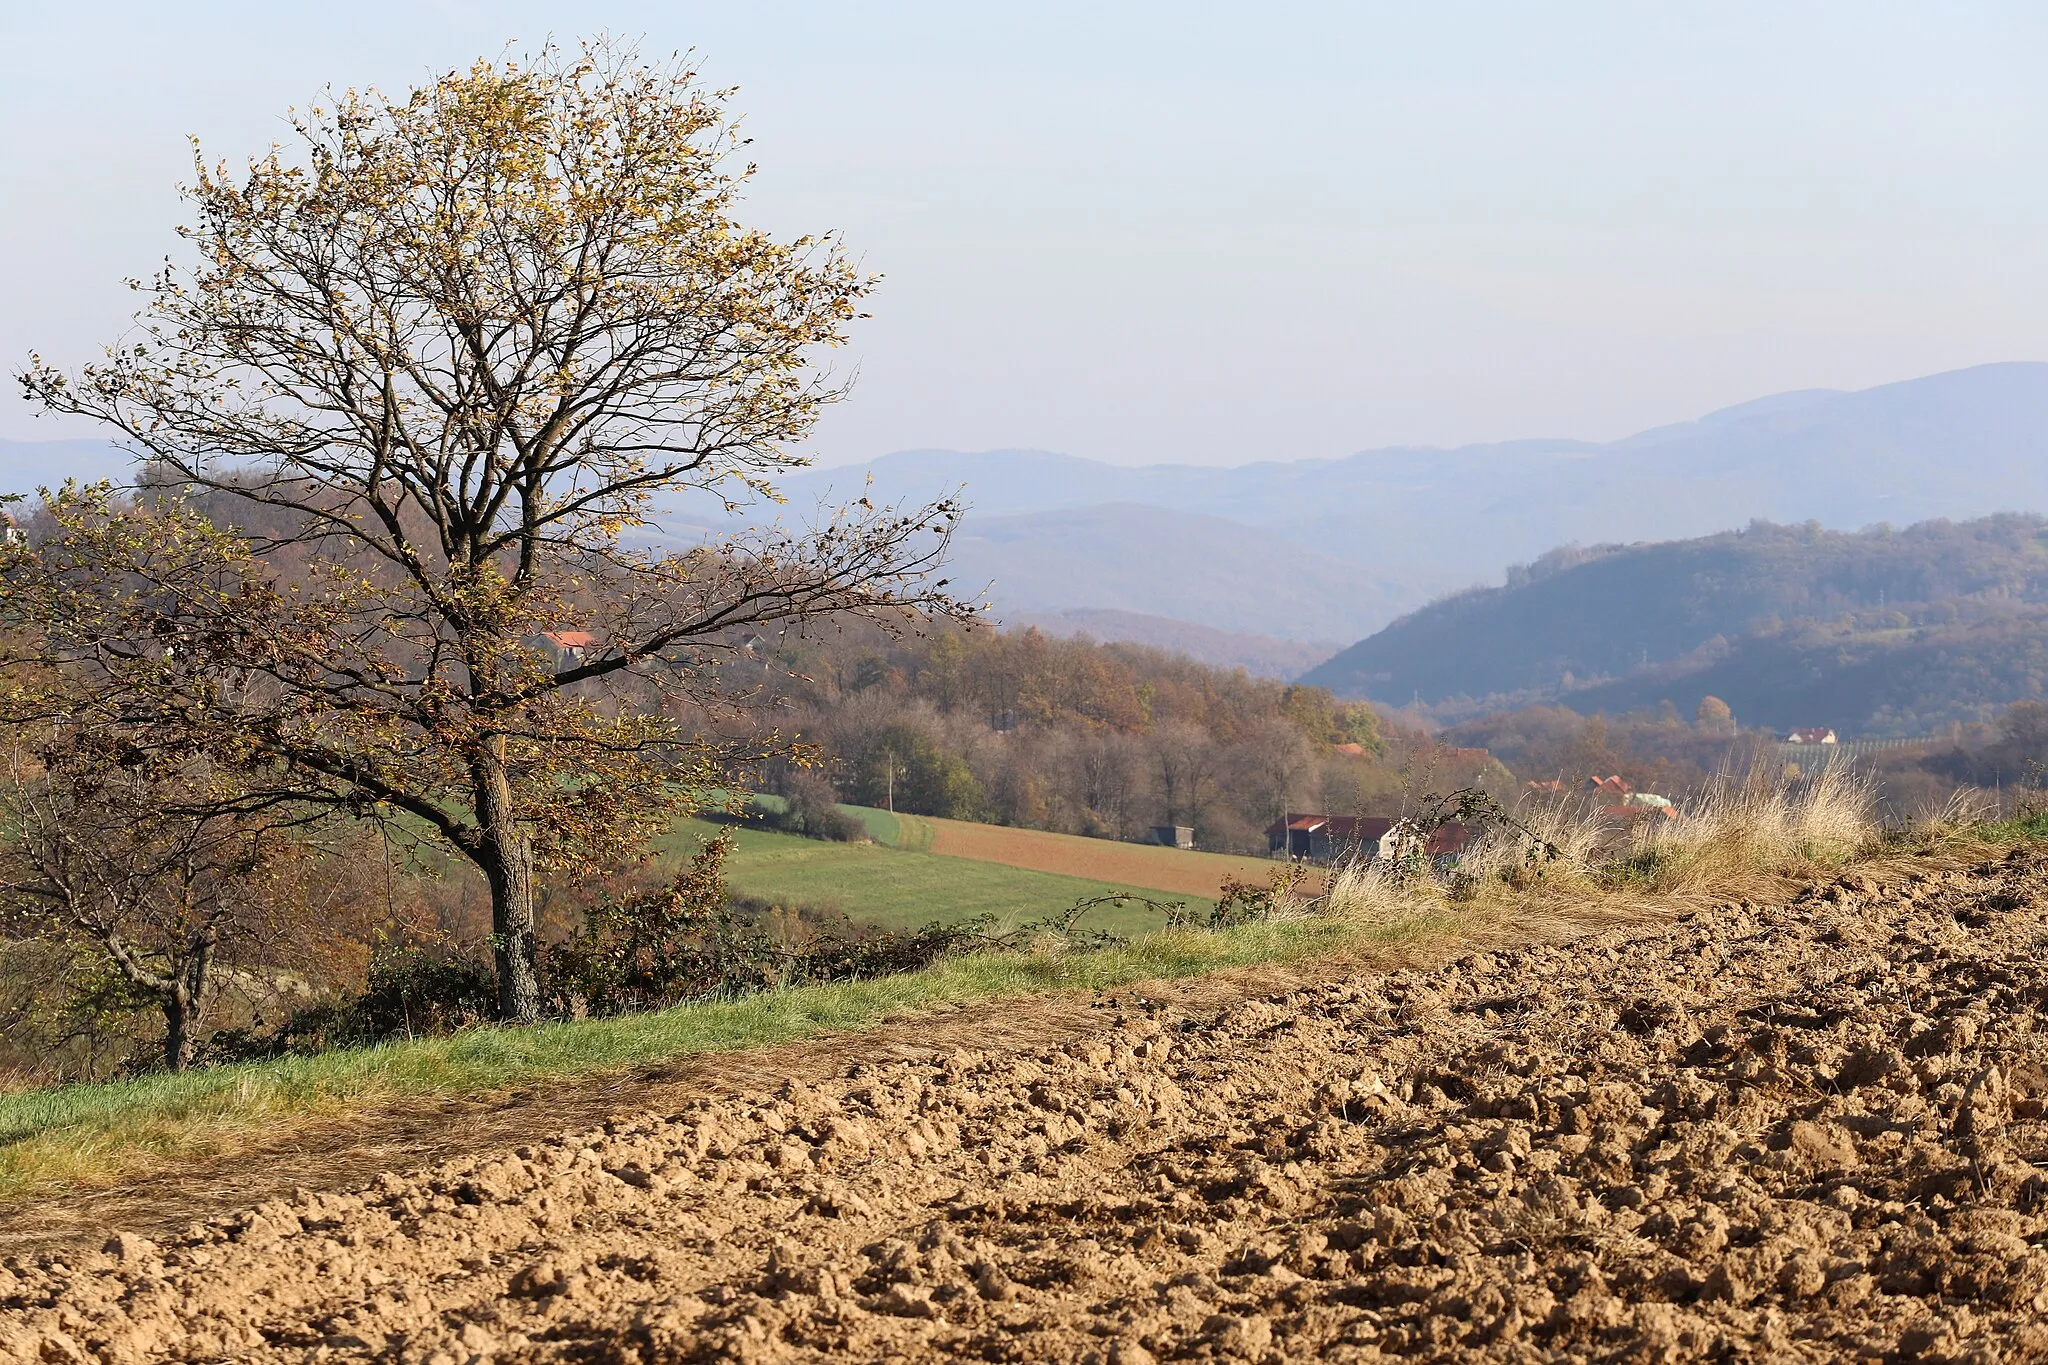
[918,817,1311,900]
[10,848,2048,1362]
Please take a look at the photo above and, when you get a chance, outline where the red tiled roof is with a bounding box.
[1267,813,1397,841]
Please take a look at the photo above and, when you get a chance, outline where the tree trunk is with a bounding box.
[163,987,192,1071]
[475,742,541,1024]
[163,929,214,1071]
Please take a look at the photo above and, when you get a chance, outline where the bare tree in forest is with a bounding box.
[1067,730,1146,840]
[1228,715,1315,843]
[13,44,969,1023]
[1151,721,1222,834]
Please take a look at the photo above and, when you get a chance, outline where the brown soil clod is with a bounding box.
[8,856,2048,1361]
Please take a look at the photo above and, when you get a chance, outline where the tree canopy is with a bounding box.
[13,43,971,1023]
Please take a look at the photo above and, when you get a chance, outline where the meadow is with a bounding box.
[656,811,1217,938]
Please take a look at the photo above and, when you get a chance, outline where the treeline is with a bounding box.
[744,623,1509,855]
[1563,605,2048,737]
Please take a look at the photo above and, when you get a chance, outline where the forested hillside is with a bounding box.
[744,623,1509,855]
[1301,514,2048,734]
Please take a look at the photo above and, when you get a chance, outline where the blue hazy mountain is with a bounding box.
[774,363,2048,643]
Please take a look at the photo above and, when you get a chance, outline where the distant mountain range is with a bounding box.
[773,361,2048,646]
[937,504,1441,644]
[14,361,2048,665]
[1300,514,2048,737]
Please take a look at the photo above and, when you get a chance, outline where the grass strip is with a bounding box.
[0,908,1457,1206]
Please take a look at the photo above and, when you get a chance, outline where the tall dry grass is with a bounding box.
[1458,794,1611,885]
[1615,762,1879,895]
[1322,762,1883,927]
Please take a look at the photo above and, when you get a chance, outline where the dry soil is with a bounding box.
[8,849,2048,1363]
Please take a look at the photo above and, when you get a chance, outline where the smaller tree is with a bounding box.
[767,767,863,841]
[0,736,344,1071]
[1696,695,1735,734]
[2000,699,2048,755]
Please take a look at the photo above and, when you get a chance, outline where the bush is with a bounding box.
[197,943,499,1063]
[542,833,984,1018]
[758,770,864,841]
[317,946,500,1043]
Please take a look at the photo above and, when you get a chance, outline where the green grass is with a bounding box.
[665,817,1209,937]
[0,909,1451,1204]
[839,802,919,848]
[1958,809,2048,846]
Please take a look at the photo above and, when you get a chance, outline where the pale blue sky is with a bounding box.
[5,2,2045,465]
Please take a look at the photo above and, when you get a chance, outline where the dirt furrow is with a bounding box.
[8,852,2048,1362]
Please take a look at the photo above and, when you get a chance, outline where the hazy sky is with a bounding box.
[5,2,2046,466]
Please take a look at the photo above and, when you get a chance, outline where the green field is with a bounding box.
[660,814,1207,939]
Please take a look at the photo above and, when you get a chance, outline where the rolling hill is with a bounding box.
[1298,514,2048,736]
[940,504,1441,644]
[999,608,1335,679]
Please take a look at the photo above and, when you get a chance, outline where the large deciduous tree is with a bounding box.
[14,43,969,1024]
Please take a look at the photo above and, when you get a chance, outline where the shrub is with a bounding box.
[542,833,986,1018]
[193,942,499,1063]
[758,770,864,841]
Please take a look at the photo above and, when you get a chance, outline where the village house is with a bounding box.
[532,630,603,669]
[1266,813,1474,863]
[1526,775,1676,822]
[1786,727,1838,744]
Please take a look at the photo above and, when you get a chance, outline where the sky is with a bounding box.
[5,2,2047,467]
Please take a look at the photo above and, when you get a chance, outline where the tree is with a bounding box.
[15,44,969,1024]
[1064,729,1145,839]
[0,734,351,1070]
[1151,721,1221,833]
[2000,699,2048,754]
[1227,714,1315,842]
[1696,695,1734,733]
[844,723,984,819]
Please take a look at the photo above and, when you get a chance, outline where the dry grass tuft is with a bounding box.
[1459,795,1611,886]
[1905,785,2000,841]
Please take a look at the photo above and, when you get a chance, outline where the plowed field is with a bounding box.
[11,849,2048,1362]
